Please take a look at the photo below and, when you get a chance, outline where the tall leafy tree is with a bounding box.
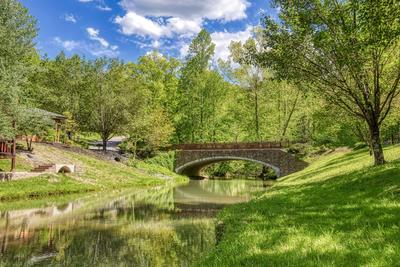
[0,0,36,138]
[177,29,216,143]
[261,0,400,165]
[229,37,270,141]
[126,52,177,155]
[88,59,132,151]
[29,52,93,130]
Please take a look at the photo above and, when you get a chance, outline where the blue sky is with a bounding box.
[20,0,278,62]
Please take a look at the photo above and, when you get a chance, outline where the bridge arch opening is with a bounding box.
[175,156,281,179]
[58,166,72,173]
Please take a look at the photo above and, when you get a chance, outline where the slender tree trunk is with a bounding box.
[369,122,385,165]
[26,138,30,152]
[102,138,107,152]
[254,86,260,141]
[281,90,300,140]
[28,138,33,152]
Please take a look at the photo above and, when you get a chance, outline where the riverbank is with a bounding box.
[198,145,400,266]
[0,143,187,204]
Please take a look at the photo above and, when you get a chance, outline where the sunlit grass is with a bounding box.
[0,143,187,203]
[197,145,400,266]
[0,155,32,172]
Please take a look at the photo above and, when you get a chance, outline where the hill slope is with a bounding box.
[198,146,400,266]
[0,143,186,202]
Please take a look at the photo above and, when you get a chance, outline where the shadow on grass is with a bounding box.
[197,148,400,267]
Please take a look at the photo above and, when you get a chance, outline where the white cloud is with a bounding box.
[79,0,112,11]
[115,0,249,40]
[97,5,112,11]
[211,26,253,60]
[120,0,250,21]
[115,13,201,39]
[179,43,190,58]
[53,37,119,57]
[64,14,77,23]
[53,37,80,51]
[152,40,160,49]
[86,27,109,47]
[166,17,202,36]
[115,12,165,38]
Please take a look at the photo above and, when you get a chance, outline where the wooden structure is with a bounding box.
[0,140,16,172]
[27,108,67,143]
[52,114,66,143]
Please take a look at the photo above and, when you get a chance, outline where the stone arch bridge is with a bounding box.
[174,142,308,178]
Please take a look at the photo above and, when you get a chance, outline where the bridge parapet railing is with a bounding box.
[173,141,289,150]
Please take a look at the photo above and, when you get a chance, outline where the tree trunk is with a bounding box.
[26,138,30,152]
[281,90,300,140]
[254,87,260,141]
[28,138,33,152]
[102,138,107,152]
[369,123,385,165]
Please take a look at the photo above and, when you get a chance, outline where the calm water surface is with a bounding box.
[0,179,266,267]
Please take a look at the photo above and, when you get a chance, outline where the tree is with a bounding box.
[0,0,36,138]
[261,0,400,165]
[177,29,216,143]
[88,59,132,151]
[223,32,305,143]
[17,110,52,151]
[127,105,174,158]
[28,52,94,130]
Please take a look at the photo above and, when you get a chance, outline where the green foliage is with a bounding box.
[203,161,279,179]
[177,29,231,143]
[17,109,53,151]
[127,105,174,157]
[143,151,176,171]
[7,1,400,162]
[260,0,400,164]
[0,0,37,138]
[87,58,134,149]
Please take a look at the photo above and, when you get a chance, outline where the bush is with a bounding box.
[287,143,329,158]
[143,151,176,171]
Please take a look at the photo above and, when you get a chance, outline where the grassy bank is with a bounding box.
[198,146,400,266]
[0,143,186,202]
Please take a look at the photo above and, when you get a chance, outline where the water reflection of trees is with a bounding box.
[0,186,216,266]
[0,219,215,266]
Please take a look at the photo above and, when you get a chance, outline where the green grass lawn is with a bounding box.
[0,155,32,172]
[0,174,94,201]
[0,143,187,202]
[197,146,400,267]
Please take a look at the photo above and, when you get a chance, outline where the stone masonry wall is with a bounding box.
[175,149,308,177]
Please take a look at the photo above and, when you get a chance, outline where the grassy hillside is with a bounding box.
[197,146,400,266]
[0,143,186,202]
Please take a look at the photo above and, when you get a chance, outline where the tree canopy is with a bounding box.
[1,0,400,164]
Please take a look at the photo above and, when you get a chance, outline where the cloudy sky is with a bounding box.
[20,0,278,62]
